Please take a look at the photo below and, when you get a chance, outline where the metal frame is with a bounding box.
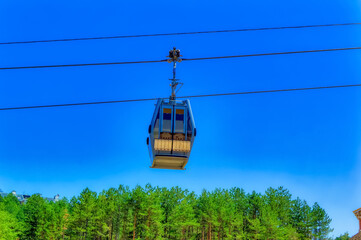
[147,48,196,170]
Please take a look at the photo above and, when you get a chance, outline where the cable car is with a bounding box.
[146,47,196,170]
[147,98,196,170]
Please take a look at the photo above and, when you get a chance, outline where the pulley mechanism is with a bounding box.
[167,47,182,63]
[167,47,183,101]
[146,48,197,170]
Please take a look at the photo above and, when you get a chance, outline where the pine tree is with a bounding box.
[264,187,292,225]
[245,191,264,239]
[23,194,54,239]
[160,186,185,239]
[143,184,164,240]
[197,190,218,240]
[310,202,333,239]
[50,198,69,239]
[247,218,266,240]
[116,185,134,240]
[128,185,147,240]
[0,185,334,239]
[67,188,100,240]
[334,232,350,240]
[169,190,198,239]
[229,187,247,239]
[0,202,20,240]
[98,187,120,239]
[1,193,25,237]
[290,198,313,239]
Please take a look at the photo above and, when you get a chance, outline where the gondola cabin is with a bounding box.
[147,98,196,170]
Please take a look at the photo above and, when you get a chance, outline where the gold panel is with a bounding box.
[173,140,191,152]
[154,139,172,151]
[154,139,191,152]
[151,155,188,170]
[176,109,184,114]
[163,108,172,114]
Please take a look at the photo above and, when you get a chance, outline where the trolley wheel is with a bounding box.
[148,125,151,134]
[194,128,197,137]
[146,137,149,145]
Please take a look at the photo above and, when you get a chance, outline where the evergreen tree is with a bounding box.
[290,198,313,239]
[0,202,20,240]
[98,187,120,239]
[23,194,54,239]
[197,190,217,240]
[67,188,100,240]
[334,232,349,240]
[246,191,264,239]
[264,187,292,225]
[1,193,25,237]
[143,184,164,240]
[128,185,147,240]
[0,185,334,240]
[169,190,198,239]
[310,202,333,239]
[116,185,134,240]
[2,193,24,223]
[160,186,185,239]
[50,198,69,239]
[229,187,247,239]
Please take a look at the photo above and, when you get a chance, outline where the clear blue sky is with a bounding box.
[0,0,360,236]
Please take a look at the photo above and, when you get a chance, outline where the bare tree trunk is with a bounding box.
[202,226,205,240]
[133,214,137,240]
[109,222,113,240]
[146,210,151,240]
[208,223,212,240]
[84,219,88,240]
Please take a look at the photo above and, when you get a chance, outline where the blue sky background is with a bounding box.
[0,0,360,236]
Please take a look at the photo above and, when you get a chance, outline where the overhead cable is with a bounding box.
[182,47,361,61]
[1,84,359,111]
[0,23,360,45]
[0,59,167,70]
[179,84,361,99]
[1,47,360,71]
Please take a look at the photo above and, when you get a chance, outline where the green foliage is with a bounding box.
[22,194,61,239]
[67,188,101,239]
[0,203,19,240]
[334,232,350,240]
[0,186,335,240]
[310,202,333,239]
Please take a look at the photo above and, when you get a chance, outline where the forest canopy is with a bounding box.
[0,185,337,240]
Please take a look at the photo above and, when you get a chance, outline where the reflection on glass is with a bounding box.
[187,115,192,135]
[162,108,172,132]
[153,112,159,138]
[175,109,185,133]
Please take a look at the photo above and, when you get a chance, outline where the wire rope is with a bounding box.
[0,23,359,45]
[0,84,359,111]
[1,47,360,70]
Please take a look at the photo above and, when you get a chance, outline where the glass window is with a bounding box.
[162,108,172,132]
[187,115,192,136]
[175,109,185,133]
[153,112,159,138]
